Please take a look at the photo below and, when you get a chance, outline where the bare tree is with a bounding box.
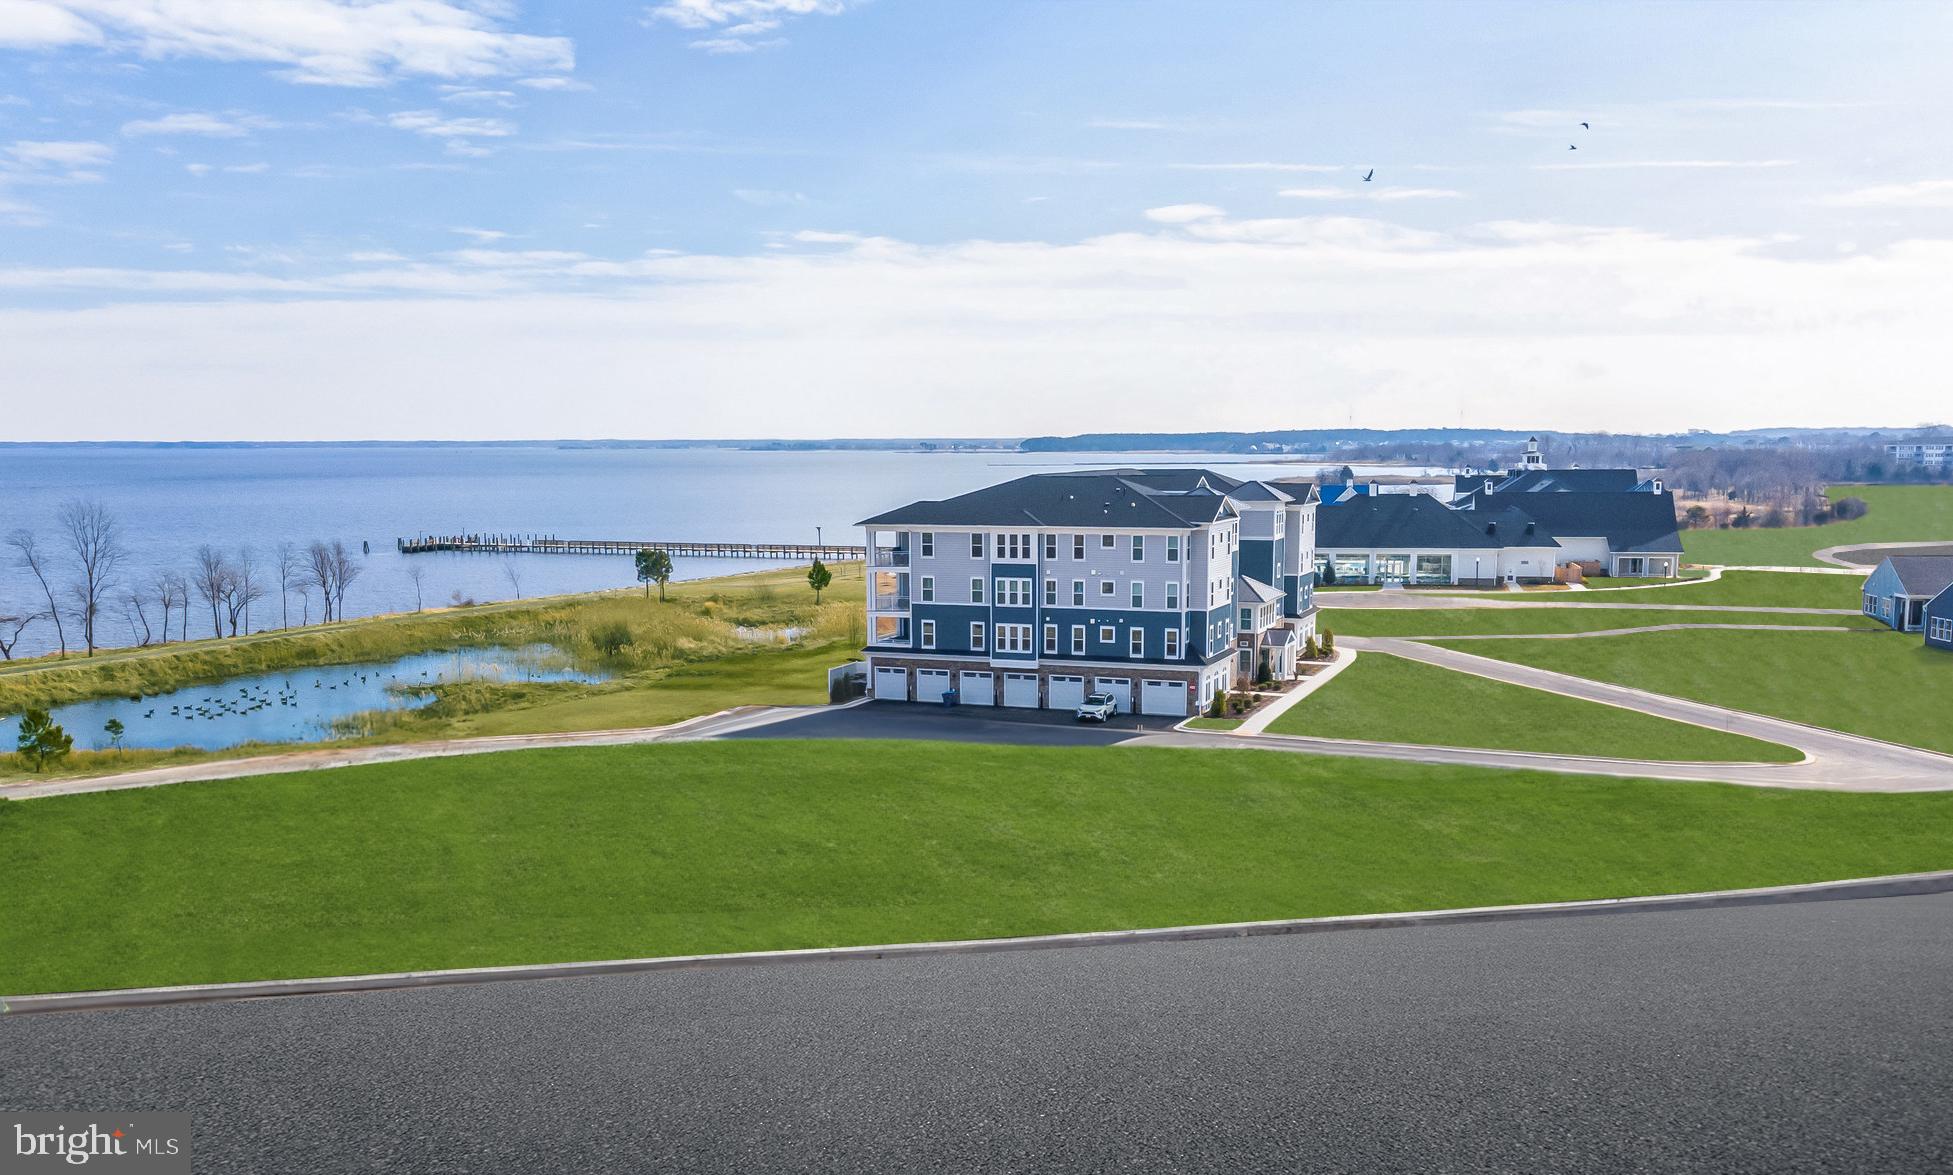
[306,541,336,623]
[0,609,39,661]
[7,530,66,658]
[330,540,361,620]
[232,548,266,635]
[152,571,186,645]
[276,541,301,629]
[58,498,124,656]
[406,564,427,612]
[122,590,155,647]
[502,558,523,600]
[192,545,233,639]
[297,585,311,626]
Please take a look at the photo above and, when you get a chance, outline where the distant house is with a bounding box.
[1885,439,1953,470]
[1861,556,1953,632]
[1463,492,1687,578]
[1927,585,1953,652]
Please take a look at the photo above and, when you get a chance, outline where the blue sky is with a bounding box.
[3,1,1950,441]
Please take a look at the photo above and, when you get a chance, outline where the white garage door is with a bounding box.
[873,666,909,701]
[1141,679,1188,718]
[1002,673,1040,708]
[916,669,953,703]
[959,671,995,706]
[1045,675,1085,710]
[1093,677,1133,714]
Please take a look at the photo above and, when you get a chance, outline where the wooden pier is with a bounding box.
[396,534,865,561]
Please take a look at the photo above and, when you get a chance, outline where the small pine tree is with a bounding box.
[104,716,126,753]
[635,548,674,601]
[807,558,833,603]
[1320,629,1336,656]
[1208,689,1227,719]
[1303,634,1320,660]
[16,708,73,773]
[1321,564,1338,587]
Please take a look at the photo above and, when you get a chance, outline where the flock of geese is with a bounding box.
[146,668,434,722]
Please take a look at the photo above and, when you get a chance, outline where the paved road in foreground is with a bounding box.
[6,893,1950,1173]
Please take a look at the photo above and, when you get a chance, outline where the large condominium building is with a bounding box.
[1886,440,1953,469]
[856,469,1319,718]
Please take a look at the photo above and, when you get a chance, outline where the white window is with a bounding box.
[1072,579,1085,606]
[1932,617,1953,641]
[971,622,986,651]
[920,619,936,649]
[1102,533,1116,549]
[1044,578,1058,606]
[1239,607,1253,630]
[1100,580,1116,597]
[998,578,1033,607]
[1165,629,1180,659]
[1043,533,1057,560]
[1129,629,1144,658]
[997,623,1033,653]
[1044,624,1058,654]
[1072,534,1085,560]
[920,532,934,558]
[1130,581,1144,608]
[995,533,1032,561]
[1099,625,1116,645]
[971,532,985,559]
[1165,582,1179,610]
[1166,535,1180,563]
[971,577,984,604]
[920,575,935,602]
[1131,535,1145,562]
[1071,625,1086,655]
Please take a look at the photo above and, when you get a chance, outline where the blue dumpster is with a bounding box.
[941,688,958,707]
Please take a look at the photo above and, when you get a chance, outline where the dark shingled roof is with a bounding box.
[857,470,1241,529]
[1317,494,1559,551]
[1885,556,1953,598]
[1476,491,1684,554]
[1237,575,1284,604]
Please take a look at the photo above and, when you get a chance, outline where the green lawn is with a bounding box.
[1436,628,1953,755]
[1440,571,1866,610]
[1681,485,1953,567]
[8,740,1953,996]
[1183,717,1243,731]
[1322,607,1873,639]
[1265,653,1798,762]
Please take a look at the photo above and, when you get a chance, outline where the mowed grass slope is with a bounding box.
[1321,607,1873,639]
[1439,629,1953,756]
[1681,485,1953,567]
[1503,571,1866,610]
[1265,653,1799,762]
[8,741,1953,995]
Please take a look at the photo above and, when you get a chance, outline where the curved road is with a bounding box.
[5,891,1949,1174]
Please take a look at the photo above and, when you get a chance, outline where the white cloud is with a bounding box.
[450,226,509,243]
[732,187,804,205]
[5,209,1952,439]
[516,76,589,91]
[1169,161,1342,173]
[644,0,851,52]
[1143,202,1225,224]
[7,138,111,168]
[1533,159,1796,171]
[182,161,209,175]
[122,111,271,137]
[1818,178,1953,208]
[1281,186,1464,201]
[0,0,100,47]
[385,110,515,139]
[0,0,574,87]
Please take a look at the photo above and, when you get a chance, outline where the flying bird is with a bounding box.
[1568,144,1578,150]
[1361,168,1374,182]
[1580,121,1589,129]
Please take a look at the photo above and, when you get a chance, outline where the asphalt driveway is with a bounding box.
[723,700,1164,747]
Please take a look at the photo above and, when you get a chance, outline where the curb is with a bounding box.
[9,869,1951,1016]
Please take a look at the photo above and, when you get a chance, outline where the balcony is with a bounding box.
[871,547,910,567]
[871,593,912,613]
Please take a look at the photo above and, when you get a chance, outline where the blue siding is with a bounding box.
[1862,560,1910,630]
[1284,572,1316,619]
[1928,588,1953,651]
[1238,537,1283,591]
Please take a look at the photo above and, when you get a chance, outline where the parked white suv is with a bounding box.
[1074,693,1118,723]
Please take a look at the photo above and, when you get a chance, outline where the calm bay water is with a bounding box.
[1,444,1400,659]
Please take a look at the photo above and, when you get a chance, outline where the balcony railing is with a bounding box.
[871,547,910,567]
[871,594,912,612]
